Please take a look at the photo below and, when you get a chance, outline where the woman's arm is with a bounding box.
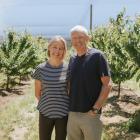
[35,80,42,101]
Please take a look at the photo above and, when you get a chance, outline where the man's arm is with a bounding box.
[93,76,112,110]
[35,80,42,101]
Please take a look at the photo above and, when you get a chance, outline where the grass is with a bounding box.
[127,110,140,133]
[0,80,58,140]
[0,72,6,88]
[0,81,39,140]
[0,75,139,140]
[122,79,140,91]
[0,80,114,140]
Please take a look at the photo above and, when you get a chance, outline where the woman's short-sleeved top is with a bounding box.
[31,62,69,118]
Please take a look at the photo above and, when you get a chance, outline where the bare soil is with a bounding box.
[0,81,140,140]
[0,81,31,108]
[101,88,140,140]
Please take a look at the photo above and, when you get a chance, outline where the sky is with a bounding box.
[0,0,140,38]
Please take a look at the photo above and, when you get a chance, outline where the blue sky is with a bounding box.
[0,0,140,38]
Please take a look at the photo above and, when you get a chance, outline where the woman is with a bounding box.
[32,36,69,140]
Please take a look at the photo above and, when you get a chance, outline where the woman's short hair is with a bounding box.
[70,25,89,36]
[47,36,67,57]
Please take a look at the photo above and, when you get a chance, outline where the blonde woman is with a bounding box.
[32,36,69,140]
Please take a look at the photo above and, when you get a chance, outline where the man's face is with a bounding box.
[71,32,89,51]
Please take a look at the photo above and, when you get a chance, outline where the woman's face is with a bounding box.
[48,40,65,60]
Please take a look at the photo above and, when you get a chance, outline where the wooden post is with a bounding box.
[90,4,93,31]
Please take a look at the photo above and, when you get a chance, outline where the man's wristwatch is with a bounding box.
[91,107,100,114]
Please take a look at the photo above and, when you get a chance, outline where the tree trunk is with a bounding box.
[6,75,10,91]
[19,75,21,85]
[117,82,121,98]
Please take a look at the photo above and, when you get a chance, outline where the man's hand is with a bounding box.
[87,110,97,117]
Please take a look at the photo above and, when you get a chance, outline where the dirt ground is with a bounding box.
[101,87,140,140]
[0,81,140,140]
[0,81,31,107]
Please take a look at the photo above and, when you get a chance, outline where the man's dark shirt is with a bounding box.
[68,48,111,112]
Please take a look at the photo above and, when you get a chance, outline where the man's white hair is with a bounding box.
[70,25,89,36]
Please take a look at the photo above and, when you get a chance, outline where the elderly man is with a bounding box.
[67,25,112,140]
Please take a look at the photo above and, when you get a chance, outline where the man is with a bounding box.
[67,25,112,140]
